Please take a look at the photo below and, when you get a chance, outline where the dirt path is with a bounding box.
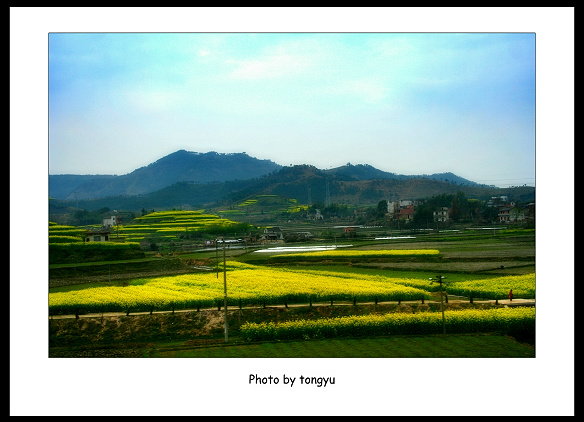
[49,298,535,320]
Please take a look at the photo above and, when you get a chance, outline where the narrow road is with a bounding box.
[48,298,535,319]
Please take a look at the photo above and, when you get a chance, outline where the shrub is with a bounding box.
[49,242,144,264]
[240,307,536,341]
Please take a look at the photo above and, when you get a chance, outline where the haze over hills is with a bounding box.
[49,149,535,212]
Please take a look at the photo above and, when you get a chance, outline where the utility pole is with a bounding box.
[222,237,228,343]
[430,275,447,334]
[215,239,219,278]
[215,236,228,342]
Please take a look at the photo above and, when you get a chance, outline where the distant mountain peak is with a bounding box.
[49,149,282,200]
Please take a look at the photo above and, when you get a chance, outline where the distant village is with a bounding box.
[82,195,534,244]
[306,195,534,224]
[385,195,533,224]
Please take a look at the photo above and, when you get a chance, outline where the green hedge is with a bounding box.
[49,242,145,264]
[240,307,535,341]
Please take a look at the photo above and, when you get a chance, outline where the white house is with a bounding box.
[103,215,122,227]
[307,209,324,220]
[487,196,509,207]
[499,206,526,223]
[433,207,450,222]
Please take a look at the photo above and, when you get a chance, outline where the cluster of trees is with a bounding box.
[275,202,355,221]
[354,192,527,228]
[70,208,111,226]
[357,200,391,225]
[411,192,504,226]
[307,203,354,219]
[412,192,476,225]
[177,222,254,241]
[68,208,138,226]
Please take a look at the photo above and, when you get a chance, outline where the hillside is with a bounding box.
[49,150,282,200]
[54,163,535,214]
[325,164,487,187]
[48,174,118,200]
[48,149,535,214]
[49,149,500,202]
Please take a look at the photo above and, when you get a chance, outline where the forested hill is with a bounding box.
[324,164,488,187]
[49,150,283,200]
[54,162,535,213]
[50,149,498,202]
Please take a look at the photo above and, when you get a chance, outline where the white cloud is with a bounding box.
[124,88,184,114]
[338,79,388,103]
[227,53,308,80]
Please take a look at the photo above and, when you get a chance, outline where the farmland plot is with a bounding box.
[49,257,535,316]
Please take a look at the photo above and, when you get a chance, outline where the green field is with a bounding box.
[48,226,536,358]
[145,334,535,358]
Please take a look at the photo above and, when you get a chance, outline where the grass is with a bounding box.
[49,257,162,269]
[145,333,535,358]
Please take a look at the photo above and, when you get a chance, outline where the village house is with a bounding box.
[261,226,284,241]
[284,231,314,242]
[103,215,123,228]
[398,204,415,221]
[306,209,324,220]
[433,207,450,222]
[84,229,111,242]
[498,207,511,222]
[385,196,533,225]
[387,200,413,214]
[485,196,531,224]
[387,200,417,221]
[486,196,509,207]
[498,206,526,223]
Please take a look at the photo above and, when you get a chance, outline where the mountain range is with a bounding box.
[49,150,282,200]
[49,150,535,211]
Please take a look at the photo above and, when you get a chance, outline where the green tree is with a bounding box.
[480,203,499,223]
[451,194,461,222]
[377,200,388,215]
[452,191,471,222]
[413,202,434,227]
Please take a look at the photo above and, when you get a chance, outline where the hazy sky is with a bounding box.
[48,31,536,187]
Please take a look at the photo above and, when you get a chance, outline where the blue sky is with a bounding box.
[48,31,536,187]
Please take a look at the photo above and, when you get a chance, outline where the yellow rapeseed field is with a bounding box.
[49,261,429,314]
